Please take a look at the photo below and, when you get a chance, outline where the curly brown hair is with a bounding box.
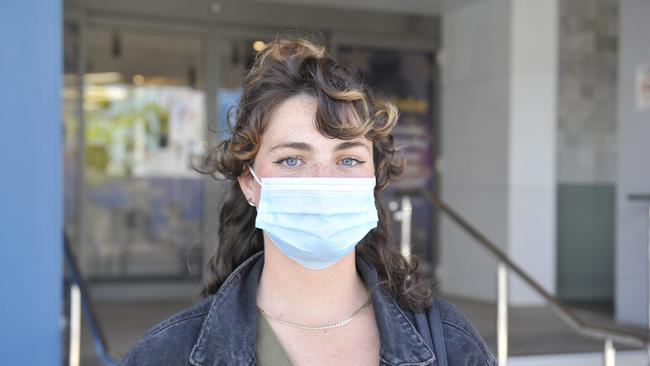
[195,37,432,311]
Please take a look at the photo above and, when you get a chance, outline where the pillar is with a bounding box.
[0,0,62,364]
[615,0,650,327]
[438,0,558,305]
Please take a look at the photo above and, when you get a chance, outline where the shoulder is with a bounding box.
[119,296,213,366]
[429,297,497,366]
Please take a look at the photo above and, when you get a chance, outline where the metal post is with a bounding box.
[69,284,81,366]
[497,263,508,366]
[603,338,615,366]
[400,196,413,263]
[647,203,650,334]
[645,202,650,366]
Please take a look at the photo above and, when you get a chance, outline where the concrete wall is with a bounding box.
[439,0,511,302]
[439,0,557,305]
[557,0,618,185]
[0,0,62,364]
[555,0,618,302]
[615,0,650,327]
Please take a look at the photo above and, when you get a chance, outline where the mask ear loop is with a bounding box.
[245,163,263,207]
[246,162,263,187]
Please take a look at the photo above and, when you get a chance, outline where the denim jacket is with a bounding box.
[121,252,497,366]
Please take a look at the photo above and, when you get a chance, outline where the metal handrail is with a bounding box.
[64,233,119,366]
[420,191,650,351]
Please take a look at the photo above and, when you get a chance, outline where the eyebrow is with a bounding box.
[269,142,312,152]
[268,141,371,153]
[334,141,371,153]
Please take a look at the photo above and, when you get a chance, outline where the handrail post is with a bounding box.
[646,201,650,336]
[64,233,119,366]
[497,262,508,366]
[400,196,413,263]
[69,284,81,366]
[603,338,615,366]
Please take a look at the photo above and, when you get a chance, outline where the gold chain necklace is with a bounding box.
[257,295,372,331]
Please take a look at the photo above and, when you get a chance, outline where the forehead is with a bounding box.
[262,94,367,144]
[267,94,318,132]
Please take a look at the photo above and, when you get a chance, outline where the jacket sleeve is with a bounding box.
[433,298,497,366]
[119,310,207,366]
[119,326,195,366]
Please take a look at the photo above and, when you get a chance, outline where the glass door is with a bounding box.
[79,26,206,281]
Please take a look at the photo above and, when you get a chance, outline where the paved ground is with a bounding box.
[75,295,648,365]
[447,296,645,356]
[77,300,192,365]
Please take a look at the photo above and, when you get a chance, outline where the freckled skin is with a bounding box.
[239,94,375,204]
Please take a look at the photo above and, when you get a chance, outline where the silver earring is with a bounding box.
[248,199,255,207]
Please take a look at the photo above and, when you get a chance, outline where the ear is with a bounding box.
[237,165,259,207]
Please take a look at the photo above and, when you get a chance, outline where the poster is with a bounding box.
[637,64,650,111]
[217,88,243,141]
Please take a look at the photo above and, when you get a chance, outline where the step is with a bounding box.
[509,350,648,366]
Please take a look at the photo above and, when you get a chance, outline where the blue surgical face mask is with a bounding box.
[248,165,378,270]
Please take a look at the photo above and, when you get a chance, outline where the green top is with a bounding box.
[256,309,295,366]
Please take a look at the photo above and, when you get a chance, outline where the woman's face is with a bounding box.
[239,94,375,205]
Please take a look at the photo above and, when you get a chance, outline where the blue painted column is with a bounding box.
[0,1,62,365]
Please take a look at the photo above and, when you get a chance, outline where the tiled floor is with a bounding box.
[76,295,648,365]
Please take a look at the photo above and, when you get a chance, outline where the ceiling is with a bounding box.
[251,0,442,16]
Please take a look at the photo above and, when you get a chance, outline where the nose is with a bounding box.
[308,162,333,177]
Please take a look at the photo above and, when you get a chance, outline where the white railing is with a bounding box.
[391,193,650,366]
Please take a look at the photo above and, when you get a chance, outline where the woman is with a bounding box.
[121,38,496,366]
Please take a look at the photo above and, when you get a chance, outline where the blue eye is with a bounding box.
[272,156,302,168]
[282,157,299,167]
[340,158,358,167]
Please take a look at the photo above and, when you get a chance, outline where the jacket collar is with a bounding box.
[190,251,434,366]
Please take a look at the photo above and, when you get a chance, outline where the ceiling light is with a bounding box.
[252,41,266,52]
[132,74,145,86]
